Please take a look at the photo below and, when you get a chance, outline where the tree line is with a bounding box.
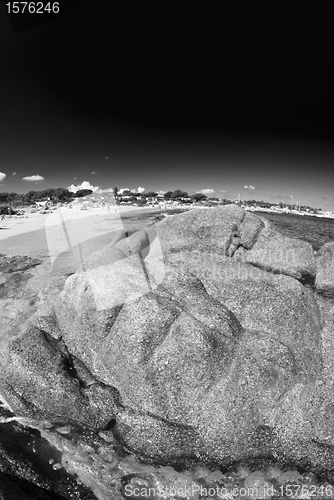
[0,188,94,206]
[4,187,320,212]
[0,188,216,206]
[113,188,219,203]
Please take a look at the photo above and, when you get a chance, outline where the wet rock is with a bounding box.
[0,254,41,273]
[0,271,32,299]
[0,255,42,300]
[0,470,69,500]
[0,415,100,499]
[0,472,36,500]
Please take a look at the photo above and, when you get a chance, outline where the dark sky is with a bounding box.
[0,1,333,209]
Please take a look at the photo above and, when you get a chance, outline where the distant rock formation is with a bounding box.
[1,205,334,478]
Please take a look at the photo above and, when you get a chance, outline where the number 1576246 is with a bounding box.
[5,2,60,14]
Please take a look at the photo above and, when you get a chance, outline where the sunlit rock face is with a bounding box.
[315,241,334,297]
[1,205,334,476]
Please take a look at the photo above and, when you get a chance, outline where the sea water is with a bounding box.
[255,211,334,251]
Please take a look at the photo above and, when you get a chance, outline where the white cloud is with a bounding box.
[67,181,99,193]
[23,175,44,182]
[244,185,255,190]
[104,156,109,159]
[198,188,215,195]
[119,188,130,195]
[129,187,146,193]
[220,190,227,193]
[91,171,96,175]
[157,190,166,195]
[0,172,6,182]
[12,172,17,176]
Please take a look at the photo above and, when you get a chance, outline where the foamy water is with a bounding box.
[0,411,322,500]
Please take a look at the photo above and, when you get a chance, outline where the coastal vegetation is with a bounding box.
[0,187,329,216]
[0,187,92,206]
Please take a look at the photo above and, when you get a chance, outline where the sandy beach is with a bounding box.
[0,206,161,260]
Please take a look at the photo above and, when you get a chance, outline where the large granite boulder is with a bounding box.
[315,241,334,297]
[1,205,333,476]
[155,204,263,257]
[54,256,318,464]
[54,261,242,423]
[154,206,316,283]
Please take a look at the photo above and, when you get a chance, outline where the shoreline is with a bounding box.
[1,204,333,259]
[0,205,160,239]
[251,208,334,219]
[1,203,332,240]
[0,206,162,257]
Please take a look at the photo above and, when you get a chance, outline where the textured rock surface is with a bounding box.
[55,263,242,427]
[155,204,256,257]
[1,205,334,476]
[234,219,317,283]
[315,241,334,297]
[0,325,119,429]
[172,257,322,381]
